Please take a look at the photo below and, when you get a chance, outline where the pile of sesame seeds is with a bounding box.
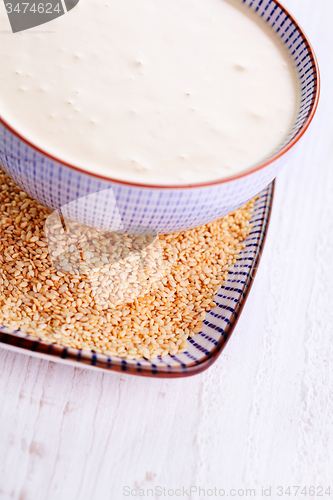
[0,168,255,359]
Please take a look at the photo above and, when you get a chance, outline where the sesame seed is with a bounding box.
[0,168,255,359]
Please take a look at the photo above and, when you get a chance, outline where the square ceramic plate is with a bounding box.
[0,182,274,377]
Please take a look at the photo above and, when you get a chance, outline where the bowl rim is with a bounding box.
[0,0,320,190]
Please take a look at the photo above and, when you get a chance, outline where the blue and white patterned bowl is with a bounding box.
[0,0,319,234]
[0,182,274,377]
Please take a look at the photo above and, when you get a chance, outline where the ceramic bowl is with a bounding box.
[0,0,319,234]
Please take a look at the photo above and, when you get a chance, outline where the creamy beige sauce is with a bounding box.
[0,0,298,185]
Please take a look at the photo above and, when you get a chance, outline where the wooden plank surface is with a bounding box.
[1,1,332,498]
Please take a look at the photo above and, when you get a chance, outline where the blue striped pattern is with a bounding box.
[0,0,319,376]
[0,182,273,376]
[0,0,318,234]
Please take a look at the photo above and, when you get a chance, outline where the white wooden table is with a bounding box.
[0,1,332,498]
